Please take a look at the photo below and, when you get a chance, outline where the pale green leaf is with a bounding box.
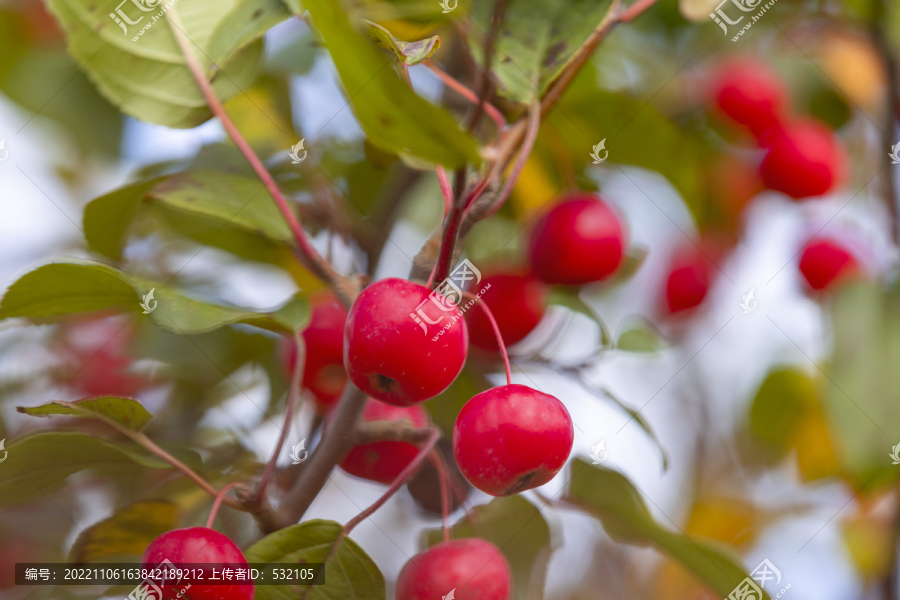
[366,21,440,66]
[69,500,180,563]
[469,0,614,103]
[245,519,385,600]
[299,0,479,167]
[567,458,766,599]
[17,396,154,432]
[44,0,290,127]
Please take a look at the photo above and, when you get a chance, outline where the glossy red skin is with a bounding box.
[528,196,626,286]
[665,250,710,314]
[396,539,513,600]
[141,528,254,600]
[713,59,787,138]
[344,278,468,406]
[759,119,845,199]
[453,384,574,496]
[467,273,548,351]
[282,293,348,413]
[339,399,429,484]
[799,239,857,291]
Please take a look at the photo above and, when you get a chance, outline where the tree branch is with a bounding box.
[424,60,507,131]
[165,7,358,309]
[872,0,900,245]
[275,384,369,531]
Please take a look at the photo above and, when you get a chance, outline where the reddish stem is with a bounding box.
[619,0,659,22]
[256,332,305,499]
[423,60,507,131]
[206,482,241,528]
[482,101,541,220]
[461,291,511,385]
[436,165,454,218]
[429,450,452,543]
[165,8,352,308]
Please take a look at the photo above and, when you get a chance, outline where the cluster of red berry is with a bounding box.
[713,58,861,292]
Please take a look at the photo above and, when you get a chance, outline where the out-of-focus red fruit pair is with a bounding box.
[56,318,147,397]
[712,59,846,200]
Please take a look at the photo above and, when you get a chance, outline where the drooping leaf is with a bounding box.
[566,458,766,599]
[468,0,615,103]
[0,432,176,508]
[69,500,180,564]
[245,519,385,600]
[424,496,554,600]
[44,0,290,128]
[299,0,479,167]
[17,396,154,432]
[366,21,440,66]
[823,281,900,489]
[0,260,309,334]
[547,287,611,347]
[616,318,664,353]
[83,177,165,261]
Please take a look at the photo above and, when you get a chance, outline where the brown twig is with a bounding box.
[165,7,357,309]
[276,384,369,531]
[432,169,469,285]
[430,450,453,543]
[256,332,305,499]
[354,421,438,445]
[468,0,510,133]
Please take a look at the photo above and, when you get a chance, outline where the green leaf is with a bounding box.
[245,519,385,600]
[616,318,664,353]
[567,458,766,599]
[0,432,175,508]
[748,368,813,457]
[83,177,165,261]
[425,496,553,600]
[147,171,294,244]
[0,260,309,334]
[44,0,290,128]
[469,0,614,103]
[366,21,440,66]
[299,0,479,167]
[17,396,154,432]
[69,500,180,563]
[824,281,900,488]
[547,287,611,347]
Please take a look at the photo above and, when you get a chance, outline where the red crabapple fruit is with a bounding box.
[528,195,626,286]
[798,239,858,291]
[453,384,574,496]
[141,528,253,600]
[344,278,468,406]
[339,398,429,484]
[281,292,348,413]
[664,246,711,314]
[396,538,513,600]
[712,59,788,138]
[466,273,548,351]
[759,119,845,199]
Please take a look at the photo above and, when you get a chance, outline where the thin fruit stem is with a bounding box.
[306,427,442,599]
[482,100,541,220]
[429,450,452,543]
[256,332,305,499]
[206,482,241,528]
[423,60,507,131]
[343,427,441,535]
[436,165,454,218]
[165,7,354,309]
[461,291,512,385]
